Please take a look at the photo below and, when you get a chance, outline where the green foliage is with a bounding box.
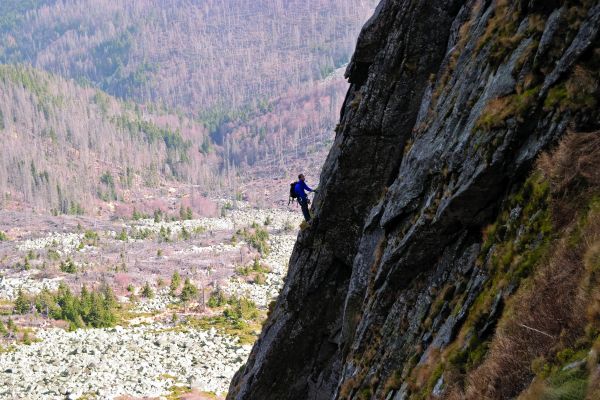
[207,289,227,308]
[30,161,50,189]
[199,136,213,155]
[47,248,60,261]
[6,318,17,334]
[525,357,589,400]
[283,219,295,232]
[221,202,233,217]
[178,295,264,344]
[234,225,270,255]
[544,72,597,112]
[83,230,99,246]
[153,209,163,223]
[0,320,7,336]
[236,258,270,280]
[485,173,552,281]
[100,171,114,186]
[223,296,259,321]
[475,87,540,131]
[416,171,556,392]
[169,271,181,296]
[34,283,118,330]
[59,259,77,273]
[18,257,31,271]
[13,288,31,314]
[180,278,199,302]
[0,63,49,102]
[0,0,40,31]
[253,272,266,285]
[122,166,134,189]
[68,202,84,215]
[179,226,190,241]
[92,91,110,113]
[132,208,144,220]
[99,171,117,201]
[159,226,171,242]
[115,116,191,153]
[131,227,152,240]
[179,205,193,220]
[51,182,84,215]
[117,228,128,241]
[447,335,490,376]
[141,282,155,299]
[165,384,192,400]
[319,64,335,79]
[21,330,32,345]
[193,226,206,235]
[113,116,191,173]
[91,30,134,91]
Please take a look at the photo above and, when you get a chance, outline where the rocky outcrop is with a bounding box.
[227,1,600,399]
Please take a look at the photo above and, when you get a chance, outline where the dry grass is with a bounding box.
[464,230,588,399]
[538,131,600,228]
[444,132,600,399]
[475,87,540,131]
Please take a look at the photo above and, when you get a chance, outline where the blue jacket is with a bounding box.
[294,180,313,200]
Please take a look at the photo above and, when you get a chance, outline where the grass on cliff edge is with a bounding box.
[401,132,600,400]
[451,132,600,399]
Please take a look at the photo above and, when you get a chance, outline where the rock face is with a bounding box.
[227,1,600,399]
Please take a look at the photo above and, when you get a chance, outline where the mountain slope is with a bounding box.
[0,1,376,208]
[0,65,216,213]
[227,1,600,399]
[0,0,375,113]
[0,63,352,212]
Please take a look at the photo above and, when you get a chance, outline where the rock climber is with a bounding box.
[294,174,317,223]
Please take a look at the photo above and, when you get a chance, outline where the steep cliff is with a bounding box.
[228,1,600,399]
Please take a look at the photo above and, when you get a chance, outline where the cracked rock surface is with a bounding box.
[227,1,600,399]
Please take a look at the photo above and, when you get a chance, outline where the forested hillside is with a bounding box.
[0,63,350,212]
[0,0,375,212]
[0,0,373,113]
[0,64,219,213]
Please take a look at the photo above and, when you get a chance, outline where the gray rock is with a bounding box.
[227,2,600,400]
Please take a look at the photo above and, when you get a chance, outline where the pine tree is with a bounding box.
[180,226,190,240]
[180,278,199,302]
[56,283,78,324]
[132,207,142,220]
[141,282,154,298]
[7,318,17,337]
[34,287,59,317]
[79,285,93,321]
[0,320,7,336]
[60,259,77,273]
[13,288,31,314]
[100,282,118,311]
[169,271,181,296]
[117,228,128,241]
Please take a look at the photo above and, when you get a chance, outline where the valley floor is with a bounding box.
[0,202,301,399]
